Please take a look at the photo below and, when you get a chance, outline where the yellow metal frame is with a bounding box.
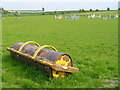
[18,41,40,52]
[32,45,57,59]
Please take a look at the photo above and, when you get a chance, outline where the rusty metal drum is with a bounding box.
[6,41,79,78]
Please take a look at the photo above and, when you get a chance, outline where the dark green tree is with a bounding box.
[96,9,99,11]
[90,9,92,12]
[107,8,110,11]
[79,9,82,13]
[82,9,85,12]
[42,7,45,11]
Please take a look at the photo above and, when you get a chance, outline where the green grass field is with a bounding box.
[2,13,118,88]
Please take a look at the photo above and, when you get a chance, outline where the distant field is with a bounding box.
[2,14,118,88]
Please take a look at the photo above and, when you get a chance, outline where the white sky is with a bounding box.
[3,0,120,2]
[1,0,119,10]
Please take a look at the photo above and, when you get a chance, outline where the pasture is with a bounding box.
[2,13,118,88]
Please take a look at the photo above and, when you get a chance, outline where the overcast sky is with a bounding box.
[1,0,119,11]
[3,0,119,2]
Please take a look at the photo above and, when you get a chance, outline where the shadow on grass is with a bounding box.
[2,54,51,87]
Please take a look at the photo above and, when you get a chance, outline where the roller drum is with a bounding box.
[8,42,73,78]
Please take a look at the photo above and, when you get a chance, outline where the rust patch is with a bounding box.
[37,49,48,56]
[63,55,70,62]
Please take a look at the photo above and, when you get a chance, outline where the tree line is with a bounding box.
[78,8,112,13]
[0,7,119,16]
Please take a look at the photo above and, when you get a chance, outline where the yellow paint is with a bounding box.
[32,45,57,59]
[52,70,66,78]
[52,55,71,78]
[18,41,40,52]
[56,56,70,66]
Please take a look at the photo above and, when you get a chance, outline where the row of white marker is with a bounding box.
[55,15,81,20]
[88,14,118,19]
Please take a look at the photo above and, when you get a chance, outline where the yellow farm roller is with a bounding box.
[6,41,79,78]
